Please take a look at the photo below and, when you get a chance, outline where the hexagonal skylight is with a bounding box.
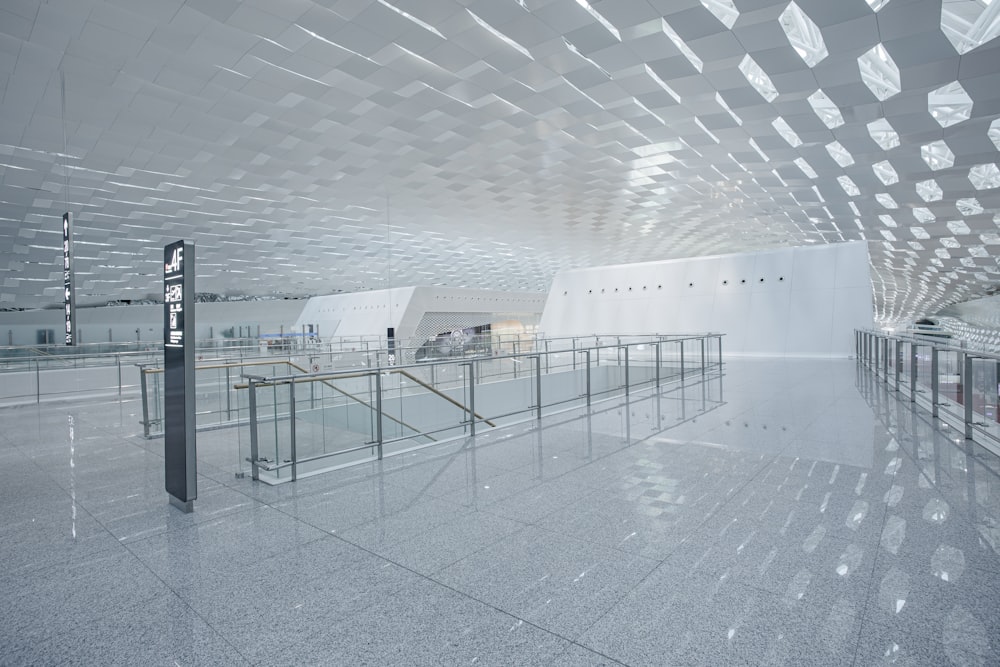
[941,0,1000,54]
[858,44,901,100]
[921,141,956,170]
[948,220,972,235]
[772,117,802,146]
[700,0,739,29]
[916,179,944,202]
[866,0,891,11]
[969,163,1000,189]
[794,158,818,178]
[807,90,844,129]
[826,141,854,167]
[740,55,778,101]
[957,198,983,215]
[867,119,900,150]
[779,3,828,68]
[990,119,1000,150]
[838,176,860,196]
[876,193,898,209]
[872,160,899,186]
[913,208,936,223]
[928,81,974,128]
[661,19,703,73]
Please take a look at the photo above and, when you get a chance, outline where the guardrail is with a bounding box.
[855,329,999,455]
[242,333,724,484]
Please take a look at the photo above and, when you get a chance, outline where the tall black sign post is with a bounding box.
[163,240,196,512]
[62,213,76,345]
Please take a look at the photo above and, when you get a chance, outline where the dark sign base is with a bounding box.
[169,494,194,513]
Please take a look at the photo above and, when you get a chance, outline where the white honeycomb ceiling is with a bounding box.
[1,0,999,326]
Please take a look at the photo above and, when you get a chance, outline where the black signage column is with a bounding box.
[62,213,76,345]
[163,240,196,512]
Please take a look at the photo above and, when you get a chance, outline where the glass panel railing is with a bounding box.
[857,329,999,454]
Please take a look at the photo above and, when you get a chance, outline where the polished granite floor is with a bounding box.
[2,358,999,666]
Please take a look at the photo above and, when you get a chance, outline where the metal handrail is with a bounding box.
[245,333,724,484]
[856,328,999,452]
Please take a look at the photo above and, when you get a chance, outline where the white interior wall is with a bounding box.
[294,287,546,343]
[539,242,873,357]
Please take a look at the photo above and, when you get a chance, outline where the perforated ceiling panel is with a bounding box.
[1,0,999,326]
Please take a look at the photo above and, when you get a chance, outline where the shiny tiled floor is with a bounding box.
[2,359,999,666]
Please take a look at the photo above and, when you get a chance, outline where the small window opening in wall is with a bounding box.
[723,280,728,285]
[688,282,694,287]
[628,287,632,291]
[779,276,785,281]
[740,279,746,284]
[759,278,764,283]
[563,291,567,295]
[588,289,592,294]
[601,289,605,293]
[614,288,618,292]
[657,284,662,289]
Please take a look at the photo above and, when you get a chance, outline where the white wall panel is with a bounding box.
[539,242,873,357]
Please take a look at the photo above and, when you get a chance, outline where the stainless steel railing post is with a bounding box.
[139,366,150,438]
[655,342,661,388]
[910,342,918,403]
[468,361,477,435]
[375,370,384,457]
[585,349,591,407]
[289,380,297,482]
[700,338,706,376]
[931,346,940,419]
[535,355,542,420]
[963,353,974,441]
[680,340,685,380]
[624,345,630,397]
[894,339,901,392]
[248,379,259,481]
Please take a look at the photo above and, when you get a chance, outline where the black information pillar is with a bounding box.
[386,327,396,366]
[163,240,197,512]
[62,213,76,345]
